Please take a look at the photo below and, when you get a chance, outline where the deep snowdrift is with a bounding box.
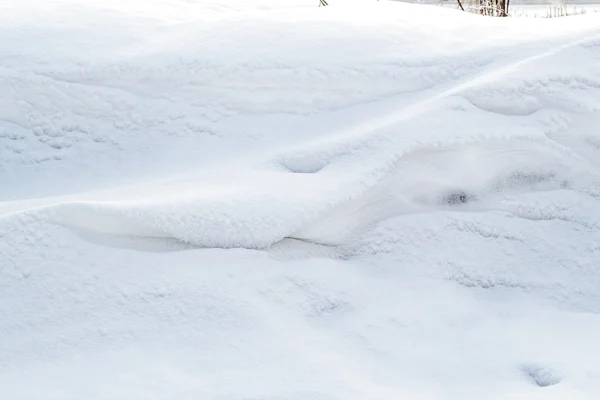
[2,1,600,399]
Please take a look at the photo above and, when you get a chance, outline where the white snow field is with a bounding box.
[2,0,600,398]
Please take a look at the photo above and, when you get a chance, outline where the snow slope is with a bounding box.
[2,0,600,398]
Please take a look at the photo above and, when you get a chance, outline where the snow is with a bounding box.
[2,0,600,398]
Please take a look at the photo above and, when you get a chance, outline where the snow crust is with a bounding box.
[2,0,600,398]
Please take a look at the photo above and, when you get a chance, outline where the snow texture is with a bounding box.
[2,0,600,399]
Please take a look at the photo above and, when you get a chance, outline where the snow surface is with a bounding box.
[2,0,600,398]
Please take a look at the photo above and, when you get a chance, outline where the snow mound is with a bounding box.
[18,134,595,250]
[4,23,599,249]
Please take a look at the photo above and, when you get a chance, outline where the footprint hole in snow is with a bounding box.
[279,156,328,174]
[521,364,562,388]
[439,190,475,206]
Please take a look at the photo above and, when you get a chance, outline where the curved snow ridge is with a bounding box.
[290,138,600,245]
[277,32,600,172]
[1,134,597,251]
[1,23,598,250]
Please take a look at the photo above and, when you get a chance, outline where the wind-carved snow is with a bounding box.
[1,1,600,399]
